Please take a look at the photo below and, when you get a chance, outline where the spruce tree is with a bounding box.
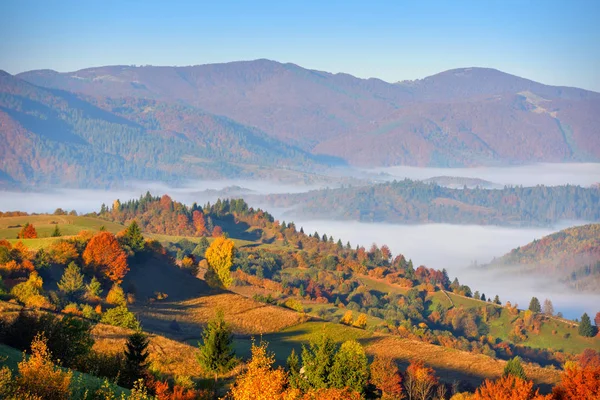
[286,349,302,389]
[57,262,84,297]
[329,340,369,394]
[196,310,236,393]
[51,225,61,237]
[301,333,338,389]
[123,331,149,388]
[124,221,144,253]
[579,313,595,337]
[528,297,541,313]
[494,295,501,305]
[503,356,527,380]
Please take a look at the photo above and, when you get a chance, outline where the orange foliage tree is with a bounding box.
[404,361,437,400]
[472,375,550,400]
[230,341,299,400]
[552,357,600,400]
[193,210,208,236]
[17,333,72,399]
[83,232,129,283]
[17,223,37,239]
[369,355,403,400]
[49,240,79,265]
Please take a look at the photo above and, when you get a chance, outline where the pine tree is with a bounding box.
[57,262,84,297]
[287,348,302,389]
[578,313,595,337]
[528,297,541,313]
[86,277,103,298]
[481,293,486,302]
[301,333,337,389]
[503,356,527,380]
[494,295,501,305]
[51,225,61,237]
[123,332,149,388]
[197,310,236,394]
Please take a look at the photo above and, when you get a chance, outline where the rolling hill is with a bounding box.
[14,60,600,173]
[487,223,600,292]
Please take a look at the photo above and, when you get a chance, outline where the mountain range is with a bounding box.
[2,59,600,186]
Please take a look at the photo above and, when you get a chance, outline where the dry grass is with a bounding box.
[133,292,308,339]
[364,336,560,391]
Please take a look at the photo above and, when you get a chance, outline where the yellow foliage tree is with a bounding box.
[205,236,235,288]
[340,310,353,325]
[353,313,368,329]
[18,334,72,400]
[230,341,299,400]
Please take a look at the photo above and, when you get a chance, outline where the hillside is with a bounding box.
[10,61,600,179]
[487,224,600,291]
[261,179,600,226]
[0,70,322,187]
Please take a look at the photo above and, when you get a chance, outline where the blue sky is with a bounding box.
[1,0,599,91]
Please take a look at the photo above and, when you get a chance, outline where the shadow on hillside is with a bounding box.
[212,214,262,241]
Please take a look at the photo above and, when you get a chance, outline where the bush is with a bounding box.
[106,284,126,306]
[101,305,141,330]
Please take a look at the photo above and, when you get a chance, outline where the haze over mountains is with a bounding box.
[2,59,600,187]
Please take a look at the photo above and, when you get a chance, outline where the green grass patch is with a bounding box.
[0,215,124,240]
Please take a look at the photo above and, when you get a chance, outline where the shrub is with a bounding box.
[106,284,126,306]
[101,305,141,330]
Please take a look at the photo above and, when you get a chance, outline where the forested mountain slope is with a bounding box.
[16,61,600,169]
[262,180,600,226]
[488,224,600,291]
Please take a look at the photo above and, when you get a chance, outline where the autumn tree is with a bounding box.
[230,341,298,400]
[503,357,527,380]
[528,297,541,313]
[578,313,595,337]
[542,299,554,316]
[11,271,52,308]
[17,223,37,239]
[473,375,550,400]
[370,355,403,400]
[595,312,600,328]
[404,361,437,400]
[353,313,368,329]
[329,340,369,394]
[340,310,353,325]
[48,240,79,265]
[122,331,150,388]
[193,210,208,236]
[196,310,236,395]
[57,262,84,298]
[83,232,129,283]
[205,236,235,289]
[17,334,72,400]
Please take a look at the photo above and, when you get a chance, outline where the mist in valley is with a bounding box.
[2,163,599,320]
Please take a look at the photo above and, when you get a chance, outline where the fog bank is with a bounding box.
[368,162,600,187]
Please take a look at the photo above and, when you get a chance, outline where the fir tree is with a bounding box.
[196,310,236,394]
[123,331,149,388]
[51,225,61,237]
[503,356,527,380]
[86,277,103,298]
[123,221,145,252]
[494,295,501,305]
[57,262,84,297]
[301,333,338,389]
[528,297,541,313]
[579,313,595,337]
[286,348,302,389]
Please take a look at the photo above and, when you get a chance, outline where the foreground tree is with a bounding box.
[404,361,437,400]
[301,333,338,390]
[17,334,72,400]
[230,341,298,400]
[369,354,404,400]
[205,236,235,288]
[472,375,550,400]
[83,232,129,283]
[197,310,236,396]
[329,340,369,394]
[578,313,595,337]
[123,331,150,388]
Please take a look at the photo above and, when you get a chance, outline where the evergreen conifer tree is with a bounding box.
[57,262,84,297]
[579,313,595,337]
[123,331,149,388]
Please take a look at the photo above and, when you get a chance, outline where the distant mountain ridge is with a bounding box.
[2,60,600,186]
